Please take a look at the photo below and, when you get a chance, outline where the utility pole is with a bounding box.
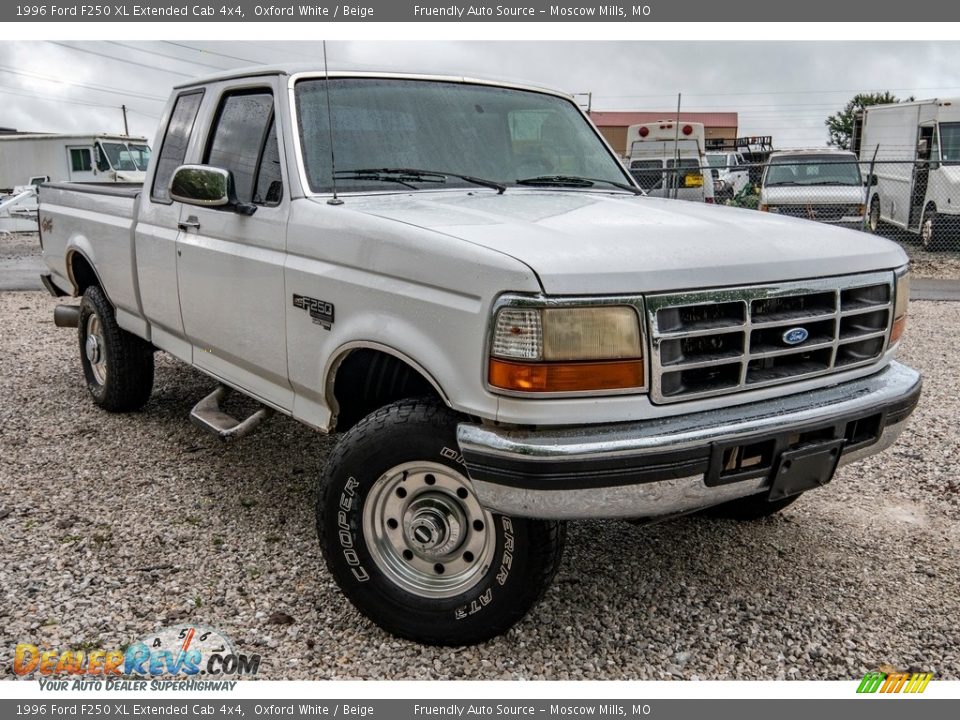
[121,105,129,136]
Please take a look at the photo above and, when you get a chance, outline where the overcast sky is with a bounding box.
[2,41,960,146]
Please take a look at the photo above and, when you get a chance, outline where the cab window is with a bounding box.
[152,90,204,202]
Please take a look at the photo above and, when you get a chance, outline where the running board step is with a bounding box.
[189,385,274,441]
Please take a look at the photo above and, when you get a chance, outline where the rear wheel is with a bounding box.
[703,492,802,521]
[317,398,566,645]
[78,286,154,412]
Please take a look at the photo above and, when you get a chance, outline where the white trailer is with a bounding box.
[858,98,960,248]
[0,133,151,192]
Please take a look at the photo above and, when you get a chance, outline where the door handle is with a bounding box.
[178,217,200,232]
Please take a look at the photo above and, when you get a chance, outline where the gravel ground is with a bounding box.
[1,292,958,681]
[0,232,38,261]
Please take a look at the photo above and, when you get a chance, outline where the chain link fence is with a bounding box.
[628,158,960,274]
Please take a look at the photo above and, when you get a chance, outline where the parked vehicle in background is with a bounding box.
[706,150,750,200]
[759,149,866,226]
[854,98,960,249]
[626,121,715,203]
[38,67,919,646]
[0,133,151,192]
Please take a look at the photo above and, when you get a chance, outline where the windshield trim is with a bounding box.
[286,72,638,198]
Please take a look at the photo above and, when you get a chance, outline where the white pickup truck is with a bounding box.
[38,66,921,646]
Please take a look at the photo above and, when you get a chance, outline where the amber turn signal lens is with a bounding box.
[890,315,907,345]
[488,358,643,393]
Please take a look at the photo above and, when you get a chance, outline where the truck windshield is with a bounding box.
[940,123,960,163]
[128,143,152,170]
[295,78,632,193]
[765,155,862,186]
[99,142,141,172]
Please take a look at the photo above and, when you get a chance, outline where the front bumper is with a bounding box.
[457,361,921,519]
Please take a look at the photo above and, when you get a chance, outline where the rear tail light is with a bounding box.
[704,197,714,204]
[682,124,693,136]
[638,126,649,137]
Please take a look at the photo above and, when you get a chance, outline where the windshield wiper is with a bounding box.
[336,168,505,194]
[515,175,642,195]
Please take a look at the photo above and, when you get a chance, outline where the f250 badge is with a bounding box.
[293,294,335,330]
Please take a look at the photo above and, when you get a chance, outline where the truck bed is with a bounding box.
[39,182,143,326]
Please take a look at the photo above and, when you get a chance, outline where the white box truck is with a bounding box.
[857,98,960,249]
[0,133,151,192]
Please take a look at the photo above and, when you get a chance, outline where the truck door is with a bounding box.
[135,89,205,357]
[175,86,292,410]
[910,125,935,228]
[66,145,97,182]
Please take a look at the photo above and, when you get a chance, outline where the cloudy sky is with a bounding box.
[2,41,960,146]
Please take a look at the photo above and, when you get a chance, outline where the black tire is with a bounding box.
[702,491,802,521]
[919,203,942,251]
[78,285,154,412]
[868,196,882,234]
[317,398,566,646]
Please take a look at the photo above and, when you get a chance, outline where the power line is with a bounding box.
[0,64,167,101]
[49,42,196,78]
[0,83,127,110]
[162,41,263,65]
[106,41,235,71]
[594,85,960,100]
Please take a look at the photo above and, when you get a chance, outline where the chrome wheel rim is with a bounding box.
[85,313,107,385]
[362,461,495,599]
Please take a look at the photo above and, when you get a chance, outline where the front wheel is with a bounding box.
[317,398,566,646]
[868,196,881,233]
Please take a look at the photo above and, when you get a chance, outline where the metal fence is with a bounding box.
[628,158,960,255]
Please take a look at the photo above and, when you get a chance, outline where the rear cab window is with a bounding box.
[151,90,204,203]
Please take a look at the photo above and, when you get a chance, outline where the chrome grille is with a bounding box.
[774,204,861,221]
[646,272,894,403]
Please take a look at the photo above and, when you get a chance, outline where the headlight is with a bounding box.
[891,267,910,345]
[489,304,644,394]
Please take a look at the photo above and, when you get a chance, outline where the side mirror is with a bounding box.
[169,165,256,215]
[866,174,878,186]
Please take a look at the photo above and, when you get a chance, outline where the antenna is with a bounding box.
[323,40,343,206]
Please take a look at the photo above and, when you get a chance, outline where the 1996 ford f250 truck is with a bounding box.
[38,66,921,646]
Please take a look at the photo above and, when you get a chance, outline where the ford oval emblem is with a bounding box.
[782,327,809,345]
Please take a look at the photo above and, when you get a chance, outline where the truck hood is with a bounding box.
[335,190,907,295]
[761,184,866,206]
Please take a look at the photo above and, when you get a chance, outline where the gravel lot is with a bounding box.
[1,291,958,681]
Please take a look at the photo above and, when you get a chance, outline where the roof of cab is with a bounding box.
[172,64,568,99]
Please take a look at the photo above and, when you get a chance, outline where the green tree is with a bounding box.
[825,92,909,149]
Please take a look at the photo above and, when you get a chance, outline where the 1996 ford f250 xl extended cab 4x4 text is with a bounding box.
[38,66,921,646]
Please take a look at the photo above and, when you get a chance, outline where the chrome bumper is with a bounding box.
[456,362,921,519]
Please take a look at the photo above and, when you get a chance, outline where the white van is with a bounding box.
[760,149,866,227]
[626,121,715,203]
[857,98,960,248]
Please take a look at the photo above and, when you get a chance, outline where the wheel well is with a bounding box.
[69,252,99,295]
[331,349,441,432]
